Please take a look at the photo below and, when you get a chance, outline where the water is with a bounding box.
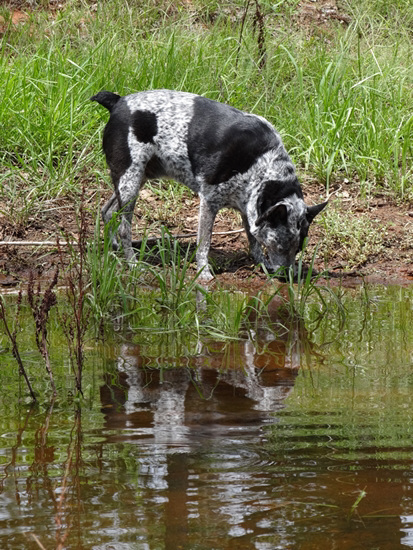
[0,285,412,549]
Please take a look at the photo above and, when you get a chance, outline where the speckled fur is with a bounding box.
[91,89,327,280]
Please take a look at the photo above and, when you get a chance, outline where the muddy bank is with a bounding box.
[0,183,412,289]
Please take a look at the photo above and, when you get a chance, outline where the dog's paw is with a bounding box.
[198,268,214,283]
[126,257,140,270]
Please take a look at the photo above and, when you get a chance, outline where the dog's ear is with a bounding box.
[306,201,327,223]
[256,202,288,226]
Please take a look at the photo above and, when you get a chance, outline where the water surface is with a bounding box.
[0,285,412,549]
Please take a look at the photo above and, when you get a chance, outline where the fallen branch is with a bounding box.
[132,228,244,247]
[0,229,245,248]
[0,241,69,247]
[28,533,47,550]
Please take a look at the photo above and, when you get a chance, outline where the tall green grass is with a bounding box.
[1,0,411,209]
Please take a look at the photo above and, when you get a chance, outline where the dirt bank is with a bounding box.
[1,181,412,290]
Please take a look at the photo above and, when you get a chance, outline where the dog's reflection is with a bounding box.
[100,305,313,446]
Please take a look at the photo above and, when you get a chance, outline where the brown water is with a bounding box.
[0,285,413,549]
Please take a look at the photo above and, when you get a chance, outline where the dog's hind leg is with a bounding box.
[116,165,147,266]
[197,196,218,281]
[102,192,120,249]
[118,198,138,265]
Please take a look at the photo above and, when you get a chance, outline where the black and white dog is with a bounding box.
[91,89,327,280]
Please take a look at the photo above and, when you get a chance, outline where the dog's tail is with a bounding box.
[90,91,121,112]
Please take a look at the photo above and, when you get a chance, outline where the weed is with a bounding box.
[0,291,37,402]
[148,228,203,328]
[237,0,267,70]
[202,290,249,339]
[316,206,385,268]
[57,188,90,395]
[348,488,367,521]
[260,243,346,333]
[291,249,346,328]
[86,213,125,329]
[27,269,59,396]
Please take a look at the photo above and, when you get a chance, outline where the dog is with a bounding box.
[91,89,327,280]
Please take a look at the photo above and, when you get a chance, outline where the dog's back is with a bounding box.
[92,90,285,191]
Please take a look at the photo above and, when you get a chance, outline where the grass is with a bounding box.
[86,213,129,326]
[0,0,411,208]
[0,0,411,285]
[87,225,346,353]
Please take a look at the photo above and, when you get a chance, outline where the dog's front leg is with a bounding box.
[241,213,265,265]
[197,197,217,281]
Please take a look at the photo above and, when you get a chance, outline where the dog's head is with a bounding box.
[254,185,327,275]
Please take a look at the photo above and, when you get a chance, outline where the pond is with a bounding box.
[0,284,412,549]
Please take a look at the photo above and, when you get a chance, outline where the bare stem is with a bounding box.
[0,294,37,402]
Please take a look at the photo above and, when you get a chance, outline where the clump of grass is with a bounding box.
[146,228,203,328]
[0,171,41,230]
[137,182,194,232]
[201,290,250,339]
[259,244,346,333]
[288,248,346,327]
[86,213,128,330]
[316,207,385,268]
